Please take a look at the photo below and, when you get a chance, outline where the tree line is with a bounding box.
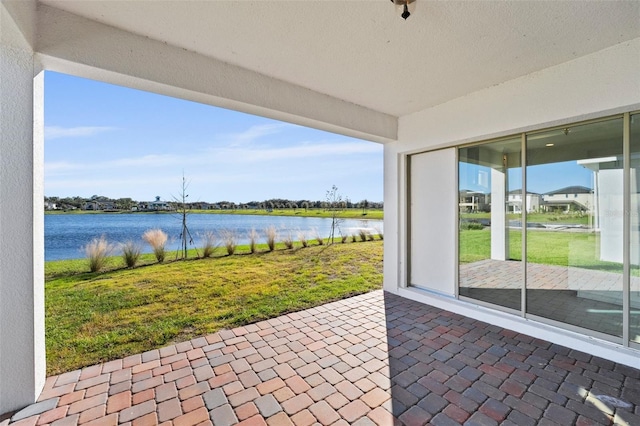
[44,195,383,211]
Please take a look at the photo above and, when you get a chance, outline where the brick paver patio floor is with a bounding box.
[3,290,639,426]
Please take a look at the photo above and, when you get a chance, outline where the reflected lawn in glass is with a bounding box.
[461,229,626,272]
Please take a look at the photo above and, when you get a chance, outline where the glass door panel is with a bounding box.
[526,118,624,337]
[630,113,640,345]
[459,138,522,311]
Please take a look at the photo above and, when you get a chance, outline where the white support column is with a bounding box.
[491,168,508,260]
[0,3,45,414]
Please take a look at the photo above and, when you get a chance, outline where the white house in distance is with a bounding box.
[507,189,541,214]
[1,0,639,414]
[542,185,593,213]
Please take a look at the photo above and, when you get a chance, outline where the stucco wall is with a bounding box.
[0,3,45,414]
[383,38,640,366]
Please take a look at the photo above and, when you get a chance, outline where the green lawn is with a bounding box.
[460,229,624,272]
[461,212,589,225]
[45,240,383,375]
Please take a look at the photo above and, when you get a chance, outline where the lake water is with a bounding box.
[45,213,383,261]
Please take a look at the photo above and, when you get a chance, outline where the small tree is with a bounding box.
[326,185,345,245]
[173,174,198,260]
[360,199,369,216]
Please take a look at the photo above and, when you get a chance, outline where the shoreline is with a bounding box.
[45,208,384,220]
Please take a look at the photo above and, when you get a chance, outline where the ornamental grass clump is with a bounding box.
[282,231,294,250]
[265,226,277,252]
[313,228,324,245]
[248,228,259,254]
[358,228,368,242]
[142,229,168,263]
[84,235,113,272]
[201,231,218,258]
[298,231,308,248]
[221,229,237,255]
[121,241,141,268]
[374,226,384,240]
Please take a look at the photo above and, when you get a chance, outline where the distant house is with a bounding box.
[189,202,212,210]
[507,189,541,213]
[458,190,490,213]
[82,201,117,211]
[138,196,171,211]
[82,201,99,211]
[44,201,57,210]
[542,185,593,212]
[101,201,117,211]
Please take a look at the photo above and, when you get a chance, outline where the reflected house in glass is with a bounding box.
[508,189,541,213]
[458,189,490,213]
[542,185,593,213]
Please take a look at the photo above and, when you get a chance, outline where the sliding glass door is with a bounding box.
[631,113,640,345]
[457,113,640,345]
[526,118,623,337]
[459,137,522,311]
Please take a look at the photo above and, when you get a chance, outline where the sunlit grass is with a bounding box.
[45,241,383,375]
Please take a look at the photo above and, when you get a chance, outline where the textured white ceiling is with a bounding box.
[39,0,640,117]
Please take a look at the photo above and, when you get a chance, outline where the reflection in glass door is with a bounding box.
[459,138,522,311]
[525,118,624,337]
[631,114,640,345]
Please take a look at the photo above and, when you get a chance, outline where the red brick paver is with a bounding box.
[4,291,640,425]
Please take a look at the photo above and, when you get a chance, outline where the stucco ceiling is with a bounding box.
[39,0,640,118]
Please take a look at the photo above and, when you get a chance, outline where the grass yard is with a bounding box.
[461,212,589,225]
[45,241,383,375]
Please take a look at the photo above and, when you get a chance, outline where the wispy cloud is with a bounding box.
[209,140,382,163]
[45,140,381,177]
[221,123,294,146]
[45,126,117,140]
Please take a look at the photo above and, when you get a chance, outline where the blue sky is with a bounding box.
[44,72,383,203]
[459,161,594,195]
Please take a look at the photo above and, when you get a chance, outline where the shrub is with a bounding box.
[298,231,308,248]
[221,229,237,255]
[84,235,113,272]
[341,234,348,244]
[201,231,218,258]
[282,231,294,250]
[265,226,277,252]
[248,228,259,254]
[459,221,484,230]
[142,229,168,263]
[358,228,368,242]
[351,233,357,243]
[121,241,141,268]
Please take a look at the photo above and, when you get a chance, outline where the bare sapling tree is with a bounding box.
[326,185,345,245]
[174,174,199,260]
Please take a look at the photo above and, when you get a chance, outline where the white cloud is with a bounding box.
[45,140,381,176]
[207,140,382,163]
[45,126,116,140]
[220,123,294,146]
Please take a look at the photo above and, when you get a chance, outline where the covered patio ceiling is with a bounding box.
[34,0,640,119]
